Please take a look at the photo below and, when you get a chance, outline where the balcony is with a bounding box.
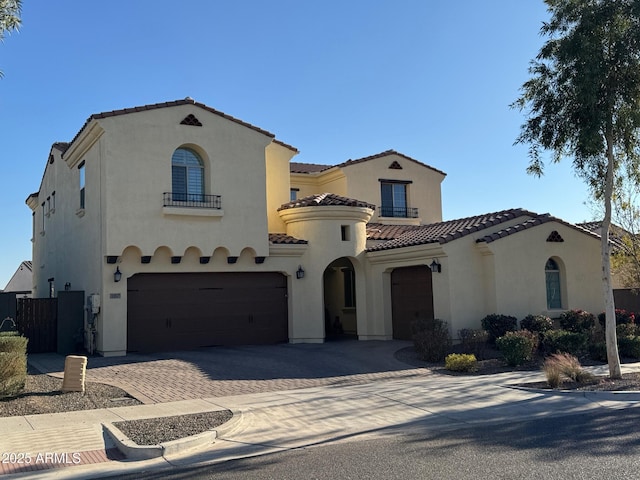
[162,192,223,218]
[379,206,419,218]
[163,192,221,209]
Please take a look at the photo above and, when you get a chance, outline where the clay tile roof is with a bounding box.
[366,223,422,241]
[268,233,308,244]
[476,215,605,244]
[337,149,447,176]
[278,193,375,211]
[290,149,446,176]
[290,162,332,173]
[64,98,297,157]
[367,208,535,251]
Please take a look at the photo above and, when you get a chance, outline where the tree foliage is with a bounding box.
[513,0,640,378]
[0,0,21,78]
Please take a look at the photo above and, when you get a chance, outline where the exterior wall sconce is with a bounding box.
[64,282,71,291]
[114,267,122,283]
[430,259,442,273]
[296,265,305,279]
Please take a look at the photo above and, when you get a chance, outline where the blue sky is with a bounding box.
[0,1,595,288]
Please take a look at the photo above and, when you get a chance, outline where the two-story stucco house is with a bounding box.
[27,98,605,356]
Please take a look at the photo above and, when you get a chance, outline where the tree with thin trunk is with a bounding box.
[0,0,21,78]
[513,0,640,378]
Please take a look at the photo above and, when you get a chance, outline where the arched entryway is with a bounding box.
[391,265,434,340]
[323,258,358,339]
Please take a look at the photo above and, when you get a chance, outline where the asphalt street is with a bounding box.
[107,405,640,480]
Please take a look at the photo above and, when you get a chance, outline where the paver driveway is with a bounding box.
[28,340,430,404]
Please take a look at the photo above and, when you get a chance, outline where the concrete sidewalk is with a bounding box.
[3,363,640,479]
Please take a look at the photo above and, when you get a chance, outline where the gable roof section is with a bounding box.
[367,208,536,251]
[289,149,446,176]
[63,98,298,159]
[278,193,375,211]
[476,214,601,244]
[367,209,607,252]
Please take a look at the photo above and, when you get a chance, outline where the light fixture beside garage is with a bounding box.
[296,265,305,279]
[114,267,122,283]
[430,259,442,273]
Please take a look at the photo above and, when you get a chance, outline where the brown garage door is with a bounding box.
[127,272,288,352]
[391,265,434,340]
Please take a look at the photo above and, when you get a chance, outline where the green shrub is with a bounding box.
[0,334,28,398]
[520,314,553,334]
[617,323,638,338]
[0,334,28,354]
[618,336,640,359]
[542,329,589,356]
[597,309,636,327]
[481,314,518,343]
[589,341,608,362]
[496,330,537,366]
[559,310,595,333]
[445,353,478,372]
[412,318,451,362]
[542,353,594,388]
[458,328,489,359]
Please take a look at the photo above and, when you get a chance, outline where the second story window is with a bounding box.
[79,162,86,209]
[380,181,408,217]
[172,148,204,202]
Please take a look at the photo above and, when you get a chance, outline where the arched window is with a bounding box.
[172,148,204,202]
[545,258,562,309]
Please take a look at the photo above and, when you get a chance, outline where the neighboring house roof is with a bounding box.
[289,149,446,176]
[578,221,629,251]
[278,193,376,211]
[3,261,33,293]
[52,142,70,154]
[268,233,308,245]
[64,98,298,160]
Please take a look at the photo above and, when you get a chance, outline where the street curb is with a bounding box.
[505,384,640,401]
[102,423,217,460]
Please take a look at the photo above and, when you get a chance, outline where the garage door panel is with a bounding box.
[391,266,434,341]
[127,272,288,352]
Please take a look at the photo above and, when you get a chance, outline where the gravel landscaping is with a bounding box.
[0,371,233,446]
[114,411,233,445]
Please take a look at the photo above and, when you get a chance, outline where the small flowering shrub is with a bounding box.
[481,314,518,343]
[618,336,640,359]
[520,315,553,334]
[559,310,595,334]
[597,309,636,327]
[496,330,537,366]
[542,330,589,356]
[445,353,477,372]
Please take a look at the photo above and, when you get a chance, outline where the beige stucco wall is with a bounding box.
[266,142,297,233]
[484,223,604,319]
[339,153,445,224]
[279,205,373,342]
[364,217,605,341]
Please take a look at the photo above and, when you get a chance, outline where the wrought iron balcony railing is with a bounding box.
[163,192,222,209]
[379,206,419,218]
